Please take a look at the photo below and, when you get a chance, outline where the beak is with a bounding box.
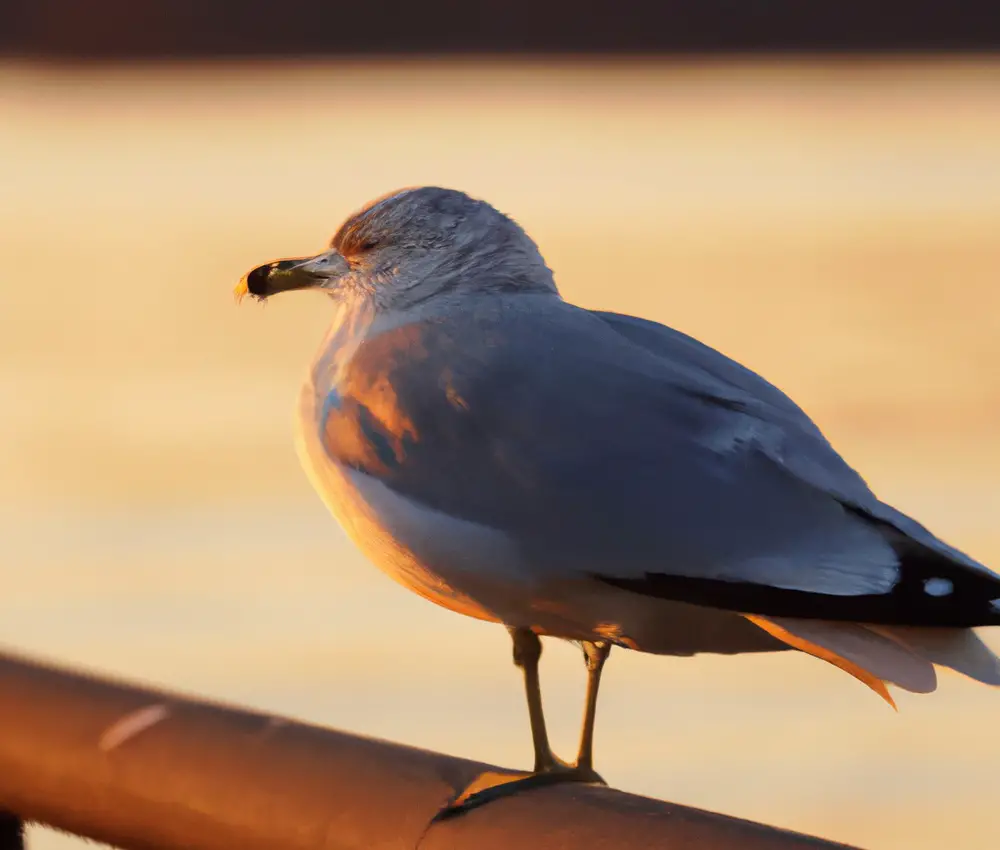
[234,250,349,302]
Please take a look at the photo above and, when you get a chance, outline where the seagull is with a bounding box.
[236,186,1000,810]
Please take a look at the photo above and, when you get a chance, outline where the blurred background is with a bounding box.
[2,3,999,849]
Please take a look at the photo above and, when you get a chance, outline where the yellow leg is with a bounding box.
[574,640,611,774]
[433,632,610,821]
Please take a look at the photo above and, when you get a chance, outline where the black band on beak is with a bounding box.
[245,258,308,296]
[244,263,274,297]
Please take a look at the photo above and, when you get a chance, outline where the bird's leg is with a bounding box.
[432,629,608,820]
[572,640,612,780]
[509,626,568,771]
[509,630,609,781]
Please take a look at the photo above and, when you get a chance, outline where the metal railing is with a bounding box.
[0,650,857,849]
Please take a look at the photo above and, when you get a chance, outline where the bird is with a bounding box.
[235,186,1000,811]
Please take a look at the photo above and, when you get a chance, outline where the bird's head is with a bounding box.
[235,187,557,310]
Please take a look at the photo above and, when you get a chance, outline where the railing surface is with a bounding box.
[0,650,859,850]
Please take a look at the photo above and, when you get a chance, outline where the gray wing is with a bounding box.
[321,295,1000,626]
[591,310,876,506]
[592,310,990,573]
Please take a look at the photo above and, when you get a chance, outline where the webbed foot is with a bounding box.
[433,762,606,821]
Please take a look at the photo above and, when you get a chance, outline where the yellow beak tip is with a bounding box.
[233,277,249,304]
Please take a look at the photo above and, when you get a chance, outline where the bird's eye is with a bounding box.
[358,240,379,252]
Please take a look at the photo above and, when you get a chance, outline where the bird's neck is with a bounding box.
[310,291,376,394]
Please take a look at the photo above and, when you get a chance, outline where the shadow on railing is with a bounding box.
[0,650,858,850]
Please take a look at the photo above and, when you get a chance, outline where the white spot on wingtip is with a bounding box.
[98,704,171,752]
[991,598,1000,613]
[923,577,954,597]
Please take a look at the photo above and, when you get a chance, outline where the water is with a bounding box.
[2,58,999,849]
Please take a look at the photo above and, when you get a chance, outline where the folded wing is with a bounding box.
[316,295,1000,697]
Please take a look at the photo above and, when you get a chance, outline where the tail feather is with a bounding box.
[745,615,939,707]
[871,625,1000,687]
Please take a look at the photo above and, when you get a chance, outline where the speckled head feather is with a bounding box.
[332,187,559,306]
